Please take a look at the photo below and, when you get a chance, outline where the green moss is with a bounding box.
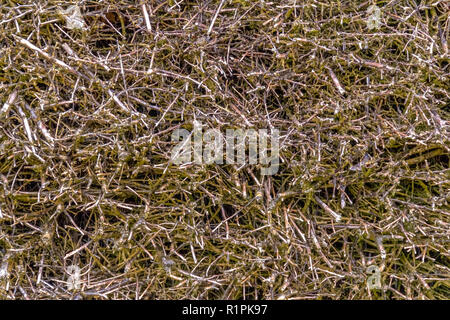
[0,0,448,300]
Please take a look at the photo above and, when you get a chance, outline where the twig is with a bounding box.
[142,4,152,32]
[16,35,131,114]
[326,66,346,95]
[14,35,79,76]
[1,90,18,116]
[315,196,342,222]
[207,0,226,36]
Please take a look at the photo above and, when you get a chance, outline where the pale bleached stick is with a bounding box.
[64,240,93,260]
[1,90,18,116]
[326,67,346,95]
[315,196,342,222]
[142,4,151,32]
[15,36,78,75]
[107,89,131,114]
[16,36,131,113]
[16,104,45,162]
[16,104,34,145]
[207,0,226,36]
[25,103,55,146]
